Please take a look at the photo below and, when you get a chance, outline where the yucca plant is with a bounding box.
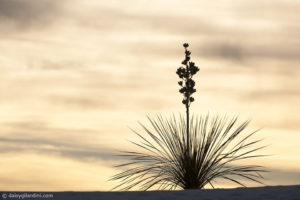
[110,43,267,190]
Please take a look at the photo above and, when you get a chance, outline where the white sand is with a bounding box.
[1,185,299,200]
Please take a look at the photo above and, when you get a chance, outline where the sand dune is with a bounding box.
[1,185,299,200]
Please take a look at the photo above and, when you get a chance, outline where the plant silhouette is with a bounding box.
[176,43,199,163]
[110,43,267,190]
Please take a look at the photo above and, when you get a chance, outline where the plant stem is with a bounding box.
[186,100,190,163]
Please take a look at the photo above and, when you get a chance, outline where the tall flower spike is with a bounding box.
[176,43,200,106]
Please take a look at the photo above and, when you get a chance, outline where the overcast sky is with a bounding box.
[0,0,299,191]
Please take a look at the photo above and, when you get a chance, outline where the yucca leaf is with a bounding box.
[111,114,268,190]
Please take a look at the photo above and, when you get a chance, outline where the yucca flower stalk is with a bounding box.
[176,43,200,164]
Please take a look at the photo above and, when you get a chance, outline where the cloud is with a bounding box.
[0,135,120,162]
[199,42,244,62]
[195,40,300,63]
[49,95,119,110]
[265,168,300,186]
[0,119,119,162]
[0,0,65,30]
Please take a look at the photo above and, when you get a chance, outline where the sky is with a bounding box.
[0,0,299,191]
